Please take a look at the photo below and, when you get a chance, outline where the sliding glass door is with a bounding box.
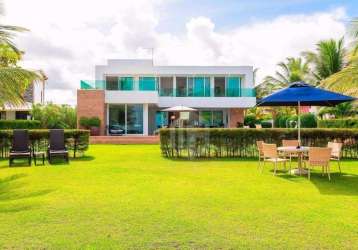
[108,104,143,135]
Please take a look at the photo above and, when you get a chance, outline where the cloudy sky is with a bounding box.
[3,0,358,105]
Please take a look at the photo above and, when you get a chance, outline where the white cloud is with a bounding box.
[3,1,348,104]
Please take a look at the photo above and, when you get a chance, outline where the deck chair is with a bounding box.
[9,130,31,166]
[48,129,69,163]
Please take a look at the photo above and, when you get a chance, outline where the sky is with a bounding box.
[2,0,358,105]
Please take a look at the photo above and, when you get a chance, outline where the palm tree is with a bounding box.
[0,3,41,107]
[303,38,345,83]
[320,19,358,97]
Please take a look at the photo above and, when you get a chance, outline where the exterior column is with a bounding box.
[210,76,214,97]
[228,108,245,128]
[143,103,149,135]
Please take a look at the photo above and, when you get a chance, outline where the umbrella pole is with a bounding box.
[298,101,301,145]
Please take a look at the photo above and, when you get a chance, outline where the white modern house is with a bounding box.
[77,59,256,136]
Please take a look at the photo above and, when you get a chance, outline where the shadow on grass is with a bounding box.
[162,156,258,162]
[71,155,96,162]
[0,173,54,213]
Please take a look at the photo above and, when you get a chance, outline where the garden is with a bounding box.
[0,144,357,249]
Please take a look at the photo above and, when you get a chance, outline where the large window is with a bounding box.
[188,77,210,97]
[159,77,173,96]
[199,111,224,127]
[139,77,157,91]
[109,104,143,135]
[105,76,133,90]
[176,77,187,97]
[226,77,241,97]
[155,111,168,128]
[214,77,225,97]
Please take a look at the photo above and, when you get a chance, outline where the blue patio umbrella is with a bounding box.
[257,81,355,142]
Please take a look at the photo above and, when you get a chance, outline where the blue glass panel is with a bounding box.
[139,77,157,91]
[204,77,211,97]
[194,77,204,96]
[120,77,133,90]
[226,77,241,97]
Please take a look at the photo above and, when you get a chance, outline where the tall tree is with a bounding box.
[0,2,41,107]
[303,38,345,83]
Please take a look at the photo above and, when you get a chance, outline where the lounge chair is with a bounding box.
[48,129,69,163]
[9,130,31,166]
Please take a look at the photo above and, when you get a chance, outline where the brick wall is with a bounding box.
[77,90,106,135]
[228,108,245,128]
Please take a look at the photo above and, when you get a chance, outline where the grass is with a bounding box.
[0,144,358,249]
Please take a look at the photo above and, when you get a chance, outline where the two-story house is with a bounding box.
[77,59,256,135]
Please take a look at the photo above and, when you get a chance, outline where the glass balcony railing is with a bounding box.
[159,88,256,97]
[80,81,256,97]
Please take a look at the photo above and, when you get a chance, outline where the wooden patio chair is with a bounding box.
[9,129,31,166]
[48,129,69,163]
[262,143,288,175]
[304,147,332,181]
[327,142,343,173]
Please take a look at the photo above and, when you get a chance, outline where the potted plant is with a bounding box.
[79,117,101,136]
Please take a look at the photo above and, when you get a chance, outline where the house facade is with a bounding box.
[77,59,256,135]
[0,82,45,120]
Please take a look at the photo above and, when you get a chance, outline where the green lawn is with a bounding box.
[0,145,358,249]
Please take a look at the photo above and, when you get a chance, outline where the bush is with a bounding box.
[0,129,89,158]
[79,117,101,128]
[318,119,358,128]
[0,120,41,129]
[300,113,317,128]
[31,104,77,129]
[261,121,272,128]
[159,128,358,159]
[244,115,257,128]
[275,115,290,128]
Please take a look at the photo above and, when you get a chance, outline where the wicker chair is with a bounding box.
[48,129,69,163]
[282,139,300,167]
[256,141,264,169]
[262,143,288,175]
[327,142,343,173]
[305,147,332,181]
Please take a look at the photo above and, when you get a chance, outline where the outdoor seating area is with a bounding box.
[8,129,69,166]
[257,139,343,181]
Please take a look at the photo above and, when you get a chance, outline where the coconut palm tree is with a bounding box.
[320,19,358,97]
[261,57,310,93]
[303,38,345,83]
[0,3,41,107]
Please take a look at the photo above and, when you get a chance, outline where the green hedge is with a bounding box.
[274,114,317,128]
[160,128,358,159]
[0,129,90,158]
[318,119,358,128]
[0,120,41,129]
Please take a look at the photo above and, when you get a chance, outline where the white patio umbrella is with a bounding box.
[161,105,197,112]
[161,105,197,127]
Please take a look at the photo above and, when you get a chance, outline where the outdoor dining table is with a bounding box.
[277,146,310,175]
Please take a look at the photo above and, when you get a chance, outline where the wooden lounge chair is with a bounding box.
[48,129,69,163]
[305,147,332,181]
[327,142,343,173]
[262,143,288,175]
[9,130,31,166]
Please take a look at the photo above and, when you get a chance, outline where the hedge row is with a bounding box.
[274,113,317,128]
[160,128,358,159]
[0,129,90,158]
[318,119,358,128]
[0,120,41,129]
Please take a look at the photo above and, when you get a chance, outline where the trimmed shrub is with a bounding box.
[160,128,358,159]
[79,117,101,128]
[318,119,358,128]
[0,120,41,129]
[244,115,257,128]
[0,129,89,158]
[261,121,272,128]
[300,113,317,128]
